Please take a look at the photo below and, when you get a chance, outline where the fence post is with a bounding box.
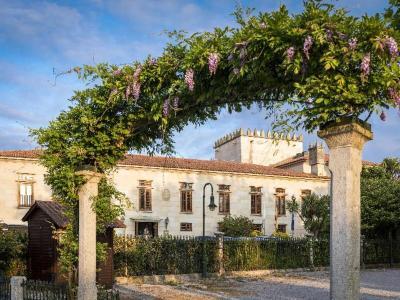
[308,239,314,269]
[10,276,26,300]
[215,232,225,276]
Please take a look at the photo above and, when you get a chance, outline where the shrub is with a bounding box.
[219,215,254,237]
[0,231,27,276]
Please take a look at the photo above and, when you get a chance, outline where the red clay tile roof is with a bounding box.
[119,155,326,178]
[0,149,327,179]
[0,150,42,159]
[273,152,377,168]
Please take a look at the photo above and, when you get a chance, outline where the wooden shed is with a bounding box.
[22,201,124,288]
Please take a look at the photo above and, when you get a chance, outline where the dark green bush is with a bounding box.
[0,231,27,276]
[114,235,217,276]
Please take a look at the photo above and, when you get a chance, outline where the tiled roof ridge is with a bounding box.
[0,149,327,179]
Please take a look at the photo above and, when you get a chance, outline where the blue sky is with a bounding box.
[0,0,398,162]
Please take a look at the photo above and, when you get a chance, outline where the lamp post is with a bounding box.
[202,183,217,278]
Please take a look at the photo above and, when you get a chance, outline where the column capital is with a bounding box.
[75,170,104,184]
[317,119,373,150]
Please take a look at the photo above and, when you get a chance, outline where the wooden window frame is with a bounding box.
[250,186,262,215]
[138,180,152,212]
[180,182,193,213]
[275,188,286,216]
[180,222,192,231]
[218,184,230,214]
[300,189,311,200]
[17,174,35,208]
[277,224,287,233]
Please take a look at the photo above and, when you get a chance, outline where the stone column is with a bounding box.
[75,170,103,300]
[10,276,26,300]
[318,119,372,300]
[215,232,225,276]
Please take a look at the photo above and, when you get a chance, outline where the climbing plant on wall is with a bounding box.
[31,0,399,281]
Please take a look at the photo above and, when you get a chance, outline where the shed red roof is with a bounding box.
[0,149,327,179]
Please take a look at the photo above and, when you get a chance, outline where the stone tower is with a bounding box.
[214,128,303,166]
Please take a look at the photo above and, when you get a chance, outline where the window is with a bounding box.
[252,224,262,232]
[218,184,230,214]
[180,182,193,213]
[18,174,34,207]
[276,188,286,216]
[138,180,152,211]
[301,189,311,200]
[250,186,262,215]
[277,224,287,233]
[180,223,192,231]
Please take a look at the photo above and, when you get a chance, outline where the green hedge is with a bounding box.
[114,235,217,276]
[114,236,398,276]
[223,238,313,271]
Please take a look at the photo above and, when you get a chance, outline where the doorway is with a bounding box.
[135,222,158,237]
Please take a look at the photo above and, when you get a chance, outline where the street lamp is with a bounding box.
[202,182,216,277]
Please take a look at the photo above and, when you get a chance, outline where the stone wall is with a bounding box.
[0,157,329,236]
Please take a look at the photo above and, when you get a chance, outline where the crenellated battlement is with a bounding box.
[214,128,303,149]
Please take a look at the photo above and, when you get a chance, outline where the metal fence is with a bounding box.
[115,235,400,276]
[0,277,10,300]
[21,280,119,300]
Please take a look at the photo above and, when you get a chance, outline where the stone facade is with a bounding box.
[0,129,354,237]
[214,129,303,166]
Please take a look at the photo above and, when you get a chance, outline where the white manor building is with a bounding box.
[0,128,374,237]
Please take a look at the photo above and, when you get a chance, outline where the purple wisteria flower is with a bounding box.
[325,29,333,42]
[132,82,141,100]
[239,47,247,60]
[125,85,132,100]
[348,38,357,51]
[185,69,195,91]
[133,64,142,81]
[385,37,399,59]
[360,53,371,80]
[389,87,400,106]
[286,47,295,61]
[173,97,179,110]
[208,53,219,75]
[303,36,313,60]
[163,99,170,117]
[380,111,386,121]
[112,69,122,76]
[149,57,157,65]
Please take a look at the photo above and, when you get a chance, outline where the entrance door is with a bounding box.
[136,222,158,237]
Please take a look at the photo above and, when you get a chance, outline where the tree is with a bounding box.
[219,215,254,237]
[287,194,330,239]
[31,1,399,278]
[361,160,400,238]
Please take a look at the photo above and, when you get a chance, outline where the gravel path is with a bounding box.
[117,269,400,300]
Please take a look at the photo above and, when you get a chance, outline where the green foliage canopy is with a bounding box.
[287,193,330,238]
[361,158,400,237]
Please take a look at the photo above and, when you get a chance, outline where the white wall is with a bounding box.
[0,157,330,237]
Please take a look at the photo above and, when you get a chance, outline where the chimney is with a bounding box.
[308,142,326,176]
